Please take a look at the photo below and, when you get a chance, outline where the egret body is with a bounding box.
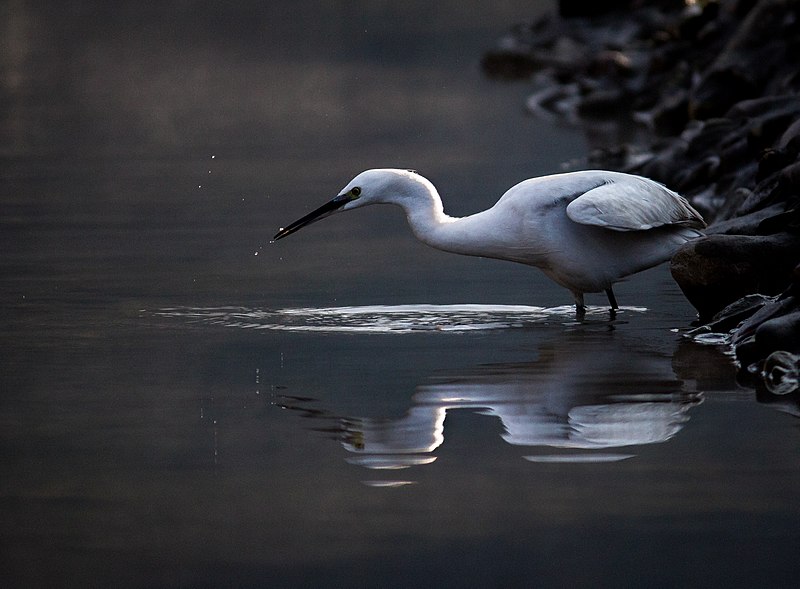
[273,169,705,313]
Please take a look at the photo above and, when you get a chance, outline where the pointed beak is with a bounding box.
[272,194,352,241]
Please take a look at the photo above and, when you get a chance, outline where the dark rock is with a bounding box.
[683,292,772,349]
[678,0,720,40]
[756,310,800,354]
[757,146,797,182]
[481,52,538,80]
[710,187,754,224]
[690,68,759,120]
[779,117,800,147]
[726,94,800,120]
[691,0,799,118]
[558,0,634,18]
[694,293,776,335]
[775,160,800,198]
[707,203,787,235]
[748,112,800,154]
[671,233,800,320]
[760,350,800,395]
[732,287,798,348]
[735,302,800,367]
[650,88,690,136]
[738,169,800,217]
[577,87,627,117]
[757,207,800,234]
[737,175,784,215]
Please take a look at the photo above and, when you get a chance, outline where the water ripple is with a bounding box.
[150,304,646,334]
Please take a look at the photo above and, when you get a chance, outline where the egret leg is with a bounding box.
[605,288,619,310]
[573,292,586,318]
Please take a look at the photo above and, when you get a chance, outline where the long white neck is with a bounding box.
[384,180,503,258]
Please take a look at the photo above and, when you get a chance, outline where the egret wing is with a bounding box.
[565,177,705,232]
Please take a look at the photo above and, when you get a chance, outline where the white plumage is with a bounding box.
[273,168,705,312]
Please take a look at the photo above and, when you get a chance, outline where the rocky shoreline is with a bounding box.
[483,0,799,394]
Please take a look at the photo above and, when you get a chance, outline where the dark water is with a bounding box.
[3,1,800,587]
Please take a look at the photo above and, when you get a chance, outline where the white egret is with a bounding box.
[273,169,705,314]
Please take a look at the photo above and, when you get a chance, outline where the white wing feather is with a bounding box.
[565,176,705,232]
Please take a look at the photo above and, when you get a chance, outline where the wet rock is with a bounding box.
[671,233,800,320]
[690,69,759,120]
[779,118,800,147]
[577,86,627,117]
[690,0,798,118]
[732,300,800,368]
[774,160,800,200]
[755,309,800,352]
[706,203,786,235]
[650,88,690,136]
[727,95,800,128]
[688,293,776,337]
[757,207,800,235]
[480,52,538,80]
[732,281,799,363]
[756,146,798,183]
[760,350,800,395]
[558,0,636,18]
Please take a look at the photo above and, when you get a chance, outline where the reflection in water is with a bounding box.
[152,304,646,333]
[756,351,800,417]
[676,333,800,413]
[275,329,702,485]
[760,351,800,396]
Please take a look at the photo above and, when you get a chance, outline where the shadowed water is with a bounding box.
[2,1,800,587]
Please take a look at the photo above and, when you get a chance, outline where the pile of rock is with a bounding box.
[483,0,799,392]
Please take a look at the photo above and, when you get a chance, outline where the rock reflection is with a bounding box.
[760,351,800,397]
[277,333,703,484]
[673,332,800,415]
[755,351,800,418]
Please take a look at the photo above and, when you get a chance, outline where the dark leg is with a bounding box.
[573,292,586,318]
[605,288,619,310]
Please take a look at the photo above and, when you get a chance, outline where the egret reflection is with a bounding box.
[276,333,703,481]
[341,368,700,470]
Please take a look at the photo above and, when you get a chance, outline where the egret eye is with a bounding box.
[351,187,361,197]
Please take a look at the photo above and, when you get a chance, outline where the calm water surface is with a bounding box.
[2,1,800,587]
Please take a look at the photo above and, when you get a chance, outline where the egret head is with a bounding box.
[272,168,425,241]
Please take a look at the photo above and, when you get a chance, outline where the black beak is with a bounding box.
[272,194,350,241]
